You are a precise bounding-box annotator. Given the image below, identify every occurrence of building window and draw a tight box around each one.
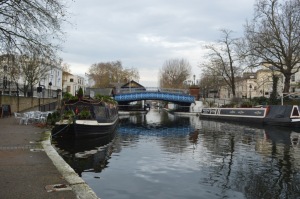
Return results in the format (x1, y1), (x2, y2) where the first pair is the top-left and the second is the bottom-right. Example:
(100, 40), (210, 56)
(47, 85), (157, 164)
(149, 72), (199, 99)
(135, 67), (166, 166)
(70, 78), (74, 82)
(67, 86), (71, 92)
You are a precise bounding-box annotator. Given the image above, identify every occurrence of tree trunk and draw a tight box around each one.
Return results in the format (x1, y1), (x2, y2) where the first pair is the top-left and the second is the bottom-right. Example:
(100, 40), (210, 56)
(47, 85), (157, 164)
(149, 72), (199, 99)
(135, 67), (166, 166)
(283, 74), (291, 93)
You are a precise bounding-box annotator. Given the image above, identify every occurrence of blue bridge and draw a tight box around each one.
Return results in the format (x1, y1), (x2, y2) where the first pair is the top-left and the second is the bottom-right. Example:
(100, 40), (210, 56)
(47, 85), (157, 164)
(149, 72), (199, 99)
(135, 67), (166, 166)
(114, 87), (195, 106)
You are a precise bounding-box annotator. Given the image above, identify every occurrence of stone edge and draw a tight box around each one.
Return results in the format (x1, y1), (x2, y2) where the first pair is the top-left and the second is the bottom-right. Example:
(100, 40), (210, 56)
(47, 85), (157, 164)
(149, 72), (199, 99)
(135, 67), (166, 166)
(41, 131), (100, 199)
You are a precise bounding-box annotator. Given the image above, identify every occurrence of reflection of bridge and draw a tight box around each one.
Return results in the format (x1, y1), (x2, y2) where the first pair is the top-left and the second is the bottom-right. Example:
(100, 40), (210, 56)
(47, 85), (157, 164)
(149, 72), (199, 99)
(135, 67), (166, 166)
(114, 87), (195, 105)
(118, 125), (195, 136)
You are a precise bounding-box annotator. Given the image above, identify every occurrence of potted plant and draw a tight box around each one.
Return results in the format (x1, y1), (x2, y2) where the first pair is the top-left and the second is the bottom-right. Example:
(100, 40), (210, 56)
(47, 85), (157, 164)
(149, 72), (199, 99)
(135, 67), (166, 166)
(78, 109), (91, 119)
(62, 110), (75, 120)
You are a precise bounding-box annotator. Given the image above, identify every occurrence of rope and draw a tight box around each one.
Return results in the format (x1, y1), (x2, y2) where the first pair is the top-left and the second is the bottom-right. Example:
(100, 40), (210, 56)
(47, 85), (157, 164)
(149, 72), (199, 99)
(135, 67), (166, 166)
(51, 123), (71, 137)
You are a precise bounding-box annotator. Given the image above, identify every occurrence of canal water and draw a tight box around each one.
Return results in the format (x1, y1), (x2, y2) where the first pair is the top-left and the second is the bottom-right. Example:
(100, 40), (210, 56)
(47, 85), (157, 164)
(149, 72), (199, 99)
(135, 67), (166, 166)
(53, 109), (300, 199)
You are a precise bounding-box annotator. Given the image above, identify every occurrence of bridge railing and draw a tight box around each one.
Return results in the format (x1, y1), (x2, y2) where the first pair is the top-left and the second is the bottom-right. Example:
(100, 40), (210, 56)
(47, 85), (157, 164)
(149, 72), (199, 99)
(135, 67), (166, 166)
(117, 87), (188, 94)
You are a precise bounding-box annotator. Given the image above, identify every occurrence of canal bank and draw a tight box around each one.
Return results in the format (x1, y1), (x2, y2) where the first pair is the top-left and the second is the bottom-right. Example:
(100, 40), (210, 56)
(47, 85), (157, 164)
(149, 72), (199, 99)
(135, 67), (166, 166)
(0, 115), (99, 199)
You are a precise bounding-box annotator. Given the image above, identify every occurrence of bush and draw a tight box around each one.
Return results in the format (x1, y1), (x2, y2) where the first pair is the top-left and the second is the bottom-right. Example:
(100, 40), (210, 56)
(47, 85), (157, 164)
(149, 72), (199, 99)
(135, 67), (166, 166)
(77, 87), (83, 99)
(252, 96), (268, 105)
(240, 101), (252, 107)
(78, 109), (91, 119)
(47, 111), (61, 126)
(63, 92), (73, 101)
(62, 110), (74, 120)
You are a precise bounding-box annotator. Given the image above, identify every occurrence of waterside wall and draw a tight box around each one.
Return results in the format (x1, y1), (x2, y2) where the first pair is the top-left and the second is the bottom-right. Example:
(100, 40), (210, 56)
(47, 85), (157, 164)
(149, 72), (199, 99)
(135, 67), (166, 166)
(1, 95), (57, 113)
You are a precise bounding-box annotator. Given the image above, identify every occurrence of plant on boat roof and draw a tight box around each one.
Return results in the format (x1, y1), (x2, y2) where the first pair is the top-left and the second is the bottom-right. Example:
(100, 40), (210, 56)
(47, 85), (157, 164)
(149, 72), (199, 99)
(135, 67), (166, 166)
(95, 94), (117, 105)
(63, 92), (73, 101)
(62, 109), (75, 120)
(78, 109), (91, 119)
(63, 92), (79, 102)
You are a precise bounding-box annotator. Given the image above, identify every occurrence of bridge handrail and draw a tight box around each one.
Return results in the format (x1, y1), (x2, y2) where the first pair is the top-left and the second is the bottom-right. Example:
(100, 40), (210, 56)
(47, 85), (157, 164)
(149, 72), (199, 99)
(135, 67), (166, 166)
(117, 87), (188, 94)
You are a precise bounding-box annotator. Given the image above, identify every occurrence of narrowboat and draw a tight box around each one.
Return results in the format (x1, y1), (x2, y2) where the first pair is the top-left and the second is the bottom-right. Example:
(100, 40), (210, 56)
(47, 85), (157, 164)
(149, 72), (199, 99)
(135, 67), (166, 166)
(200, 105), (300, 127)
(53, 97), (118, 138)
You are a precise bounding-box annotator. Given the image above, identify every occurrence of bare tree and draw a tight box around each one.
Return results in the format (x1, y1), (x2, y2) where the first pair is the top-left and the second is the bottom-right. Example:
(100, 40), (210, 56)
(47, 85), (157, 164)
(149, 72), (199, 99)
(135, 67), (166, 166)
(0, 0), (67, 56)
(199, 69), (223, 98)
(61, 62), (71, 73)
(88, 61), (140, 88)
(18, 52), (54, 96)
(200, 29), (243, 98)
(0, 53), (19, 93)
(244, 0), (300, 93)
(159, 58), (191, 89)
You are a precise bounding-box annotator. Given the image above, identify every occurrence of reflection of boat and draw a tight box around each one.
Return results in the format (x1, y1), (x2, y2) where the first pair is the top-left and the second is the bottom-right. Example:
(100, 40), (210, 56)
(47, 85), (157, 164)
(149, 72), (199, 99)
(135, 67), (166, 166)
(200, 105), (300, 127)
(291, 132), (300, 147)
(54, 130), (116, 153)
(52, 97), (118, 138)
(53, 131), (116, 176)
(263, 126), (296, 144)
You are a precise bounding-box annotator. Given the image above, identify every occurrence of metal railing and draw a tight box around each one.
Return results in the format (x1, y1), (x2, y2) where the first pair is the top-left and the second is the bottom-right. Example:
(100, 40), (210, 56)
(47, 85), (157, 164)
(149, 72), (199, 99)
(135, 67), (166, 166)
(39, 102), (57, 112)
(117, 87), (188, 94)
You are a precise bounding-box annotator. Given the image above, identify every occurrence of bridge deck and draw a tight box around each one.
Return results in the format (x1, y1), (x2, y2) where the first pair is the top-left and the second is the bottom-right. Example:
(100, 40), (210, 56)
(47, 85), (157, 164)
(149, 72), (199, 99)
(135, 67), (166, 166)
(114, 91), (195, 104)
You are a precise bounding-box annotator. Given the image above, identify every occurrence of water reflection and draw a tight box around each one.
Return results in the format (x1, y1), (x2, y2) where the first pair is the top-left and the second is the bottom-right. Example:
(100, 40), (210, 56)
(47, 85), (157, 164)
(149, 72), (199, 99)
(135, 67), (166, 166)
(54, 109), (300, 199)
(191, 119), (300, 199)
(53, 132), (116, 176)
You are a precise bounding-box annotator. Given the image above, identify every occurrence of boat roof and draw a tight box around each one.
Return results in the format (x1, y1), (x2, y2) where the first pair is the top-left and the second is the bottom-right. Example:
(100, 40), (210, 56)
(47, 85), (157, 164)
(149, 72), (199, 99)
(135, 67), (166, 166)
(64, 98), (108, 106)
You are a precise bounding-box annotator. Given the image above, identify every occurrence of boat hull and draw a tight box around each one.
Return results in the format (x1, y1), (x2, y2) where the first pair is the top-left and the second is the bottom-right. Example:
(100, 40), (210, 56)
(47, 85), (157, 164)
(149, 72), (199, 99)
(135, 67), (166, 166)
(73, 117), (119, 138)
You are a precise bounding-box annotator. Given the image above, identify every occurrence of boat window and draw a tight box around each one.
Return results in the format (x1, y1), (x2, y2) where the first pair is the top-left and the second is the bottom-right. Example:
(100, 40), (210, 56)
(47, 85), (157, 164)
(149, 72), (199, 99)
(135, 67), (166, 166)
(94, 106), (106, 118)
(292, 107), (300, 116)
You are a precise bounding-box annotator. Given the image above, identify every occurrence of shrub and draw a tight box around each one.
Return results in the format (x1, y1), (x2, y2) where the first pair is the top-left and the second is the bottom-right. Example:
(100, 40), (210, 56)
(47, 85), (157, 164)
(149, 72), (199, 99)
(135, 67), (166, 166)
(78, 109), (91, 119)
(47, 111), (61, 126)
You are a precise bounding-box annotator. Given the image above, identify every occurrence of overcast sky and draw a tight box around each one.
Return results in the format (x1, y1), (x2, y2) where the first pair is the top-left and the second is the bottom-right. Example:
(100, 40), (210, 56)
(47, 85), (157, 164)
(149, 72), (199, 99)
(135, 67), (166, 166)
(60, 0), (256, 87)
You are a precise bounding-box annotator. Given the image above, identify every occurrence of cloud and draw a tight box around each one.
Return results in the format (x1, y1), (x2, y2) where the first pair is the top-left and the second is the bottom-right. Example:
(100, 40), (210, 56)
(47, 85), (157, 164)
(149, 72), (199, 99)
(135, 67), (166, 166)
(60, 0), (256, 87)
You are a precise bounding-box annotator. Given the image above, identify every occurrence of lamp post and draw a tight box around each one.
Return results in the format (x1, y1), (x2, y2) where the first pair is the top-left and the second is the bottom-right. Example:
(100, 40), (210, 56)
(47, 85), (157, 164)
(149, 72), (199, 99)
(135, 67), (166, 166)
(193, 75), (196, 85)
(56, 89), (62, 109)
(249, 84), (252, 100)
(3, 65), (9, 95)
(48, 82), (52, 98)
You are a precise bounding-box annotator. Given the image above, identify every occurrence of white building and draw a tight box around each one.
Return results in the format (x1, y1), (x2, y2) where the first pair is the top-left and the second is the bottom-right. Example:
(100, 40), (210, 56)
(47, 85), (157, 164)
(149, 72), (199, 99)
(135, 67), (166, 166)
(219, 67), (283, 99)
(62, 71), (85, 96)
(0, 57), (62, 98)
(38, 66), (63, 98)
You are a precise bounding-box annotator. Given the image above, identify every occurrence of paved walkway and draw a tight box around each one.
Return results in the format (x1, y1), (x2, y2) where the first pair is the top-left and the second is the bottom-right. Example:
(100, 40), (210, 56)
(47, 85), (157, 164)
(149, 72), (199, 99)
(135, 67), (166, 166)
(0, 114), (99, 199)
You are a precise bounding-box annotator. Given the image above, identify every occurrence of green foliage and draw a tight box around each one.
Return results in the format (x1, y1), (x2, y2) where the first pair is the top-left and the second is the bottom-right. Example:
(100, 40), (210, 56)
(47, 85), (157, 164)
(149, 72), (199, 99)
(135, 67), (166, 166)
(47, 111), (61, 126)
(251, 96), (268, 105)
(63, 92), (79, 102)
(240, 101), (253, 107)
(221, 103), (236, 108)
(78, 109), (91, 119)
(70, 96), (78, 100)
(63, 92), (73, 101)
(62, 110), (74, 120)
(95, 94), (117, 104)
(77, 87), (83, 98)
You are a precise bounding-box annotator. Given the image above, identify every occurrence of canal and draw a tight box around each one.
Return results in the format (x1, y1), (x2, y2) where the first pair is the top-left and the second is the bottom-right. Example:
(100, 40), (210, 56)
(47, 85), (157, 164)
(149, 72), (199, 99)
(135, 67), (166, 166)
(53, 109), (300, 199)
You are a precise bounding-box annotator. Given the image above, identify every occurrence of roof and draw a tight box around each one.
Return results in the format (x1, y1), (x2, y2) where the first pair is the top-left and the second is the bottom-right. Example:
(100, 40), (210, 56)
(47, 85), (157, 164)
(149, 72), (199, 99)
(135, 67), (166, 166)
(85, 87), (114, 97)
(121, 80), (145, 89)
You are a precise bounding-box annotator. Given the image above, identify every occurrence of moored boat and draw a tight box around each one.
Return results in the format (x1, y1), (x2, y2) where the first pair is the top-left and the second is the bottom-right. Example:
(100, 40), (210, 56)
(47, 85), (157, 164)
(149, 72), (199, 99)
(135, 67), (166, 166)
(200, 105), (300, 127)
(53, 97), (118, 138)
